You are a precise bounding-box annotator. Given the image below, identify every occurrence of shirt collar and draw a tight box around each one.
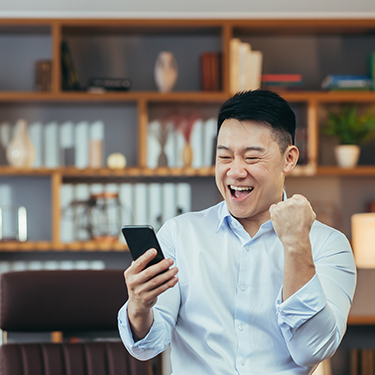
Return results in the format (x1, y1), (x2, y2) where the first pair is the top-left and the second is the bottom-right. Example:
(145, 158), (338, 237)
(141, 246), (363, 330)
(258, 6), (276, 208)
(216, 189), (288, 232)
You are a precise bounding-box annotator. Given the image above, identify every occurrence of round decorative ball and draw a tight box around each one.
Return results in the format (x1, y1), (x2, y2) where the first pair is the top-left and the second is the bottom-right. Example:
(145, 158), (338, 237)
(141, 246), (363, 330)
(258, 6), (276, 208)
(107, 153), (126, 169)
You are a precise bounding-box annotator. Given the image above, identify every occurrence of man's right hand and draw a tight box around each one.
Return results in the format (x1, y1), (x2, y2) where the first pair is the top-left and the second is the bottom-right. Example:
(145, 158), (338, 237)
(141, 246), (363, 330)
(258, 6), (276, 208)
(124, 248), (179, 341)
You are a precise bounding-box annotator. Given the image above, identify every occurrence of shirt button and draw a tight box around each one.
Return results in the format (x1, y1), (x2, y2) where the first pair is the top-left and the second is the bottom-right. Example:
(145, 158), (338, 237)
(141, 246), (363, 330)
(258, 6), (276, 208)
(245, 245), (251, 252)
(238, 324), (244, 331)
(240, 285), (247, 291)
(241, 359), (246, 366)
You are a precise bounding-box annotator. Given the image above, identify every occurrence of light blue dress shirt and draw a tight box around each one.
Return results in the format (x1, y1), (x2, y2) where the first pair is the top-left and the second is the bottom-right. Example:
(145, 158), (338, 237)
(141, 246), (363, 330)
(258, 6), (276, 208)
(118, 200), (356, 375)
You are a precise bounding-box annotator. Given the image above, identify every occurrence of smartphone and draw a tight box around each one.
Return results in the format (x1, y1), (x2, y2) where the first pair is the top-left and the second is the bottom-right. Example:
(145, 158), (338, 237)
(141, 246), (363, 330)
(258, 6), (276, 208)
(121, 225), (165, 269)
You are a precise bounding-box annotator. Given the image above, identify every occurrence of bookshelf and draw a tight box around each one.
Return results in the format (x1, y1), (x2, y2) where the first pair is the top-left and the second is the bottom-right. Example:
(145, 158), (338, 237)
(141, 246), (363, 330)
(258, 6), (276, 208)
(1, 18), (375, 253)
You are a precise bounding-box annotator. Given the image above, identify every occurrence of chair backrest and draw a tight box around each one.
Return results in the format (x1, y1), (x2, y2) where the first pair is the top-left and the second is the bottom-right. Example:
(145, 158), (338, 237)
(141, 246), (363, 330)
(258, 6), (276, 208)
(0, 270), (153, 375)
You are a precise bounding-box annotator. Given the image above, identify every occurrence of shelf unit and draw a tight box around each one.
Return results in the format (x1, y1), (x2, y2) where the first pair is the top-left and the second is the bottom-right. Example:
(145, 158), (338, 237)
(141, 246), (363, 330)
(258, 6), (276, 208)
(1, 18), (375, 252)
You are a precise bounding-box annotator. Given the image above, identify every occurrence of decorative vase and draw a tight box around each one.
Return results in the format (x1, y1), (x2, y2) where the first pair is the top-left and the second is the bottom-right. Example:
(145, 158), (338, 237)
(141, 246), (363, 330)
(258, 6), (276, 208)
(182, 142), (193, 167)
(6, 119), (36, 168)
(154, 51), (178, 93)
(334, 144), (360, 168)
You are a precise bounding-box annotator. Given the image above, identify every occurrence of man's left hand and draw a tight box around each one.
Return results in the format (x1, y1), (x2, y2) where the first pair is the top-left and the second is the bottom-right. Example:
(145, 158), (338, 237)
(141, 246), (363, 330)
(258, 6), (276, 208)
(269, 194), (316, 249)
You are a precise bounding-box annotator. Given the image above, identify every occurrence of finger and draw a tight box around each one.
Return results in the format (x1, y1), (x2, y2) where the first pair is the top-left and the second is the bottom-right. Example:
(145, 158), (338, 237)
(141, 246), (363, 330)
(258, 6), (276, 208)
(132, 248), (158, 273)
(142, 274), (179, 302)
(137, 266), (178, 297)
(139, 258), (175, 284)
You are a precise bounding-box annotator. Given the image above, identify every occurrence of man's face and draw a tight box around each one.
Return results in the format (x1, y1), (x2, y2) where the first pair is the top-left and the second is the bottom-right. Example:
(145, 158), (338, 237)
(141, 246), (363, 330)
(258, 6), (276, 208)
(215, 119), (295, 231)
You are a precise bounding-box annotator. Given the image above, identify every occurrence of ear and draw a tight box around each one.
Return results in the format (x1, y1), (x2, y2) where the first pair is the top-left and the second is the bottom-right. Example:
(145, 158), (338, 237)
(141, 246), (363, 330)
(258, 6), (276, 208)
(282, 145), (299, 173)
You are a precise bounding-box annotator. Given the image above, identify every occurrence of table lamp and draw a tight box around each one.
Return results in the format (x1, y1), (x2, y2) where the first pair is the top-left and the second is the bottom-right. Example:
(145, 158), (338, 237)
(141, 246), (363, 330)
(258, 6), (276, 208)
(351, 213), (375, 268)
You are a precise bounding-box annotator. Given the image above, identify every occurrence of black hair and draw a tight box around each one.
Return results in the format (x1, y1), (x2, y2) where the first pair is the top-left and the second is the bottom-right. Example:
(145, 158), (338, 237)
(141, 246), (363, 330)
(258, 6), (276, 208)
(217, 90), (296, 152)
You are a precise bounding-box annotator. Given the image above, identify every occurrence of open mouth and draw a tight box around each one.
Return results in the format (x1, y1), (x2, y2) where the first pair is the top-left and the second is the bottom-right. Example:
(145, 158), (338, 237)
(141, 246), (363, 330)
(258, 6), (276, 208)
(229, 185), (254, 199)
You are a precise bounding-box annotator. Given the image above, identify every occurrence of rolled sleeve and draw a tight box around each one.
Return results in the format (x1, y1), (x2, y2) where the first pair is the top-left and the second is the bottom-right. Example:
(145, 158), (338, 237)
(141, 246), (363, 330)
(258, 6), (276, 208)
(275, 274), (326, 340)
(117, 302), (169, 360)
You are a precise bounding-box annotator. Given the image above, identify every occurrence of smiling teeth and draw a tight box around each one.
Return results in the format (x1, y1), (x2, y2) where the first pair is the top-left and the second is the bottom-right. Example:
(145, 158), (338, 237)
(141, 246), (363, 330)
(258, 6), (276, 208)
(230, 185), (253, 191)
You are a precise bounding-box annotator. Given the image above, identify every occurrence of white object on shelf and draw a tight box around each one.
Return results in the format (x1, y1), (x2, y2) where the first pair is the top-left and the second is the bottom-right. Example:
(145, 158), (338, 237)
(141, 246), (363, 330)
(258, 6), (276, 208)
(43, 261), (59, 270)
(89, 260), (105, 270)
(133, 183), (148, 225)
(147, 120), (161, 169)
(44, 121), (59, 168)
(162, 183), (176, 223)
(29, 121), (43, 167)
(119, 183), (134, 229)
(75, 121), (89, 169)
(148, 183), (162, 231)
(154, 51), (178, 93)
(203, 118), (217, 167)
(58, 260), (75, 270)
(190, 118), (204, 169)
(176, 183), (191, 215)
(60, 121), (75, 166)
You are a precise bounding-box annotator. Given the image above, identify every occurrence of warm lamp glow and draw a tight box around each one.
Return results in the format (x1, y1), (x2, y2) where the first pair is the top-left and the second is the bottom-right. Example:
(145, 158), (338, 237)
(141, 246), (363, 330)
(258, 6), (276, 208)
(351, 213), (375, 268)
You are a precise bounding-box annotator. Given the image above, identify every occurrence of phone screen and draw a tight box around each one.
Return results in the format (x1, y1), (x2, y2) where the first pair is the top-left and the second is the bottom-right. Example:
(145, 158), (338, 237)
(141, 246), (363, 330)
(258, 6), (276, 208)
(122, 225), (165, 268)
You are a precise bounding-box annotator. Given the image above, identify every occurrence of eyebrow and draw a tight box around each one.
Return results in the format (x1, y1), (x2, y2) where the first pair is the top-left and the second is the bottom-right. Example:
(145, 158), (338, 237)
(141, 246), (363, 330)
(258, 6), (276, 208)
(217, 145), (265, 152)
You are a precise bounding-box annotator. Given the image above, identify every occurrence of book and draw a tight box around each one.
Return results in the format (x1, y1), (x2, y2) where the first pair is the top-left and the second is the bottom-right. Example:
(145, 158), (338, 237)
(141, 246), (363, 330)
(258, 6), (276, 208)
(61, 40), (80, 91)
(44, 122), (59, 168)
(119, 183), (134, 238)
(133, 183), (148, 225)
(203, 118), (217, 167)
(60, 121), (75, 166)
(29, 121), (43, 167)
(321, 75), (372, 90)
(262, 74), (303, 82)
(148, 183), (163, 231)
(87, 77), (131, 91)
(190, 119), (204, 168)
(89, 121), (105, 168)
(247, 50), (263, 90)
(176, 183), (191, 215)
(162, 183), (176, 222)
(75, 121), (89, 169)
(230, 38), (241, 94)
(200, 52), (221, 91)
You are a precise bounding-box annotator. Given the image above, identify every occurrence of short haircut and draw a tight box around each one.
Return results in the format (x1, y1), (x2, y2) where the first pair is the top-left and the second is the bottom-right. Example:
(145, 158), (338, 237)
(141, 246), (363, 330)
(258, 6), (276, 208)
(217, 90), (296, 152)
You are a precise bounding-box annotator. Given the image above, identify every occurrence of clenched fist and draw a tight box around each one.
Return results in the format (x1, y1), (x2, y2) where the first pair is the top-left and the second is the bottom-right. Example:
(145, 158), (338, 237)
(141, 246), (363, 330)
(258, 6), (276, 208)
(269, 194), (316, 248)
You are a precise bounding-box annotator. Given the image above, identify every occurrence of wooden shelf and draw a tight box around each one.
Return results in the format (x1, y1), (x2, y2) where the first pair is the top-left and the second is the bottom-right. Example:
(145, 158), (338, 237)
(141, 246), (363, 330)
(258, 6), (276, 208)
(348, 316), (375, 325)
(317, 166), (375, 176)
(0, 91), (228, 103)
(0, 166), (216, 178)
(2, 90), (375, 103)
(0, 240), (128, 252)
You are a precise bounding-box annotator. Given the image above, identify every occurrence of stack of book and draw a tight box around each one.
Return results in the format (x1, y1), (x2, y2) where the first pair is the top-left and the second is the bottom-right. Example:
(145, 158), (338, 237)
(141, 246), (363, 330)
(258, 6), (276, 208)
(261, 74), (304, 91)
(321, 75), (372, 90)
(230, 38), (263, 94)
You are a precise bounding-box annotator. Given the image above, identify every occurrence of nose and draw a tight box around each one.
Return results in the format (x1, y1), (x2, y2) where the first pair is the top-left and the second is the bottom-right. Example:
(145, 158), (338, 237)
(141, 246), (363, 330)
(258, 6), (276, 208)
(227, 158), (248, 179)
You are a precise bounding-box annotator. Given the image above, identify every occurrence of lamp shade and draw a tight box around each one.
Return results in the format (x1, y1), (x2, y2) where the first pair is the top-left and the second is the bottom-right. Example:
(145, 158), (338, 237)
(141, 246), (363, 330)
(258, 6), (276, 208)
(351, 213), (375, 268)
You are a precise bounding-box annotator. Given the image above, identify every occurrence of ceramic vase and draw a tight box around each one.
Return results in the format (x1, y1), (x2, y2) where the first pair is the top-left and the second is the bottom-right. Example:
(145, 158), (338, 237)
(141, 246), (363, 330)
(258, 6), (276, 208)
(334, 144), (360, 168)
(6, 119), (36, 167)
(154, 51), (178, 93)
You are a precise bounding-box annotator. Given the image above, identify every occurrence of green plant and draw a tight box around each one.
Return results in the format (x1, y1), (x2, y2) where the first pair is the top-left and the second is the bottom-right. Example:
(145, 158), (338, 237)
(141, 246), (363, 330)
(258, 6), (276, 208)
(323, 105), (375, 145)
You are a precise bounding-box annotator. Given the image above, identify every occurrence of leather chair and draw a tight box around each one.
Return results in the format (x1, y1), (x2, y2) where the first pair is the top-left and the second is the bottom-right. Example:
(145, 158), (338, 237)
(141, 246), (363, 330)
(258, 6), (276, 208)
(0, 270), (153, 375)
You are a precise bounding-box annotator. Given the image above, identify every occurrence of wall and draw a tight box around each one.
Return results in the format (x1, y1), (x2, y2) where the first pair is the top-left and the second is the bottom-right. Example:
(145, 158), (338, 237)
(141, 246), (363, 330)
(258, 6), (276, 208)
(1, 0), (375, 18)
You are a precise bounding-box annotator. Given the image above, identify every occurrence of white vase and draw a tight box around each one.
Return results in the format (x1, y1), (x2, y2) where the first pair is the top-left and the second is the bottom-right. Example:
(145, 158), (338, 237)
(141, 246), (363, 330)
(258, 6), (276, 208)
(154, 51), (178, 93)
(6, 119), (36, 168)
(334, 144), (360, 168)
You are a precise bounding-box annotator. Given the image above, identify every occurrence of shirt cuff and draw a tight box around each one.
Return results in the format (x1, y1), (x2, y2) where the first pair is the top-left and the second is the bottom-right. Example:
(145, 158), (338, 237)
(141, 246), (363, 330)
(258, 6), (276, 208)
(117, 301), (168, 357)
(275, 274), (326, 341)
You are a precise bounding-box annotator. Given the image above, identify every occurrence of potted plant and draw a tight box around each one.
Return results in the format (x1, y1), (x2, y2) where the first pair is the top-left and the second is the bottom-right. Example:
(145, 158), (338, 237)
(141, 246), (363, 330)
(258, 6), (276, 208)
(323, 105), (375, 168)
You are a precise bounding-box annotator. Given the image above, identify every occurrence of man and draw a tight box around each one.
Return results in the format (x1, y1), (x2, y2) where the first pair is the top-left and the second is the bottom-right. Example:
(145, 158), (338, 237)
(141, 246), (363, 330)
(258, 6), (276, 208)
(118, 90), (357, 374)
